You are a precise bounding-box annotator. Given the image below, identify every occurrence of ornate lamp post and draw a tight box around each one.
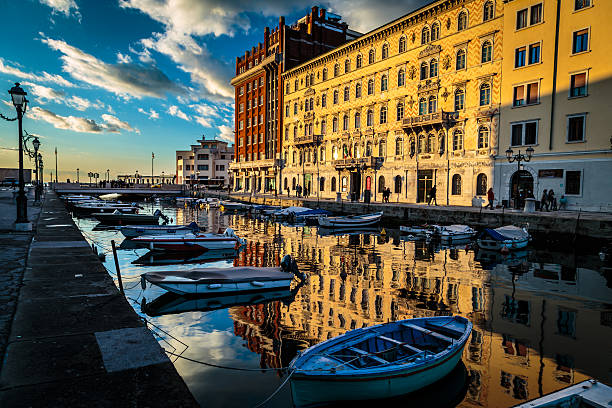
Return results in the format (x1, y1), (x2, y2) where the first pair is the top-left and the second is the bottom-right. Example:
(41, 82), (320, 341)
(39, 155), (44, 191)
(505, 146), (534, 208)
(32, 137), (40, 203)
(77, 168), (79, 183)
(7, 83), (29, 224)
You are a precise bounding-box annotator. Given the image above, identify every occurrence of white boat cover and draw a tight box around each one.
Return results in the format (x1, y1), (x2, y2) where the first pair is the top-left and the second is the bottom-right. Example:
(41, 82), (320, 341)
(494, 225), (530, 240)
(144, 267), (289, 284)
(274, 206), (312, 216)
(440, 225), (475, 234)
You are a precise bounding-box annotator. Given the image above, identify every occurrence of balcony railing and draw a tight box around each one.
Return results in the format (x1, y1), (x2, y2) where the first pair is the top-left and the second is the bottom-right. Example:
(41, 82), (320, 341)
(332, 156), (380, 169)
(229, 158), (275, 171)
(402, 111), (458, 128)
(294, 134), (321, 146)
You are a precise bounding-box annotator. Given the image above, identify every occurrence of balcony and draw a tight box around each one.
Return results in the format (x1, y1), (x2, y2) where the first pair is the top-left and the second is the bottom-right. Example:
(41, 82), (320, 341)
(229, 158), (275, 171)
(294, 134), (322, 146)
(402, 111), (458, 130)
(332, 156), (381, 170)
(230, 53), (281, 86)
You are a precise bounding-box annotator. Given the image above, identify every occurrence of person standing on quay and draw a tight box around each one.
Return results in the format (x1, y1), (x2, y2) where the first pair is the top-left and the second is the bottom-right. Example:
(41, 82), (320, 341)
(487, 188), (495, 209)
(428, 185), (437, 205)
(540, 189), (548, 211)
(548, 189), (557, 211)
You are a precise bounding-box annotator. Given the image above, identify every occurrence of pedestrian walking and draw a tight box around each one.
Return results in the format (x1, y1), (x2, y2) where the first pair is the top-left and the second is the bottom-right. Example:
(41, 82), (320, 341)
(427, 185), (437, 205)
(540, 189), (548, 211)
(548, 189), (557, 211)
(487, 188), (495, 209)
(386, 187), (391, 203)
(559, 195), (568, 210)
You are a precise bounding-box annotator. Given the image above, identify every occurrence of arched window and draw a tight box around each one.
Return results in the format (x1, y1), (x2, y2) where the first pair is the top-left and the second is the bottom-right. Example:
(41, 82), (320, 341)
(310, 98), (314, 111)
(431, 22), (440, 41)
(310, 73), (314, 85)
(453, 129), (464, 151)
(379, 106), (387, 124)
(480, 83), (491, 106)
(399, 36), (406, 53)
(458, 11), (468, 31)
(354, 112), (361, 128)
(293, 126), (297, 138)
(341, 176), (348, 192)
(419, 97), (427, 115)
(367, 109), (373, 126)
(284, 177), (288, 190)
(365, 141), (372, 156)
(285, 82), (289, 94)
(394, 175), (402, 193)
(396, 102), (404, 121)
(332, 117), (338, 132)
(409, 137), (416, 156)
(438, 132), (445, 154)
(381, 43), (389, 59)
(452, 174), (462, 195)
(379, 139), (386, 156)
(322, 93), (327, 107)
(454, 89), (465, 111)
(478, 126), (490, 148)
(304, 99), (309, 112)
(293, 102), (297, 115)
(332, 145), (338, 160)
(305, 75), (310, 87)
(395, 137), (403, 155)
(343, 86), (349, 102)
(481, 41), (492, 63)
(322, 68), (328, 80)
(355, 82), (362, 98)
(353, 144), (360, 158)
(456, 49), (466, 70)
(292, 177), (296, 190)
(428, 95), (437, 113)
(476, 174), (487, 195)
(343, 115), (349, 131)
(368, 49), (375, 64)
(333, 90), (339, 104)
(292, 150), (297, 164)
(321, 120), (326, 135)
(285, 127), (289, 140)
(427, 133), (435, 153)
(331, 176), (337, 191)
(319, 176), (325, 192)
(483, 1), (494, 21)
(367, 79), (374, 95)
(356, 54), (363, 68)
(380, 75), (388, 91)
(429, 58), (438, 77)
(334, 63), (339, 77)
(420, 62), (428, 80)
(397, 69), (405, 86)
(421, 26), (430, 44)
(345, 59), (350, 73)
(418, 134), (426, 154)
(294, 79), (298, 91)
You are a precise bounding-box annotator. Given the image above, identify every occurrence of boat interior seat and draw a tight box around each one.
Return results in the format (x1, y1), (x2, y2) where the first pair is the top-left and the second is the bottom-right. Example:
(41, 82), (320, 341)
(424, 320), (464, 340)
(377, 335), (422, 355)
(401, 323), (453, 343)
(347, 347), (388, 365)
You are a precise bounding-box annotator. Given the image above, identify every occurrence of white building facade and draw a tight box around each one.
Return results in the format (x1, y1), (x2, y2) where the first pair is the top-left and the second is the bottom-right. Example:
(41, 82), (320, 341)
(176, 138), (234, 188)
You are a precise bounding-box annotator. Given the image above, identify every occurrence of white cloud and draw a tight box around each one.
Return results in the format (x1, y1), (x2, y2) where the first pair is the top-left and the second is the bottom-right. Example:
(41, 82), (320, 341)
(138, 107), (159, 119)
(101, 114), (139, 133)
(39, 0), (81, 20)
(30, 106), (138, 134)
(217, 124), (233, 144)
(22, 81), (105, 112)
(117, 53), (132, 64)
(168, 105), (190, 121)
(0, 58), (74, 88)
(41, 36), (184, 99)
(326, 0), (429, 33)
(191, 103), (220, 128)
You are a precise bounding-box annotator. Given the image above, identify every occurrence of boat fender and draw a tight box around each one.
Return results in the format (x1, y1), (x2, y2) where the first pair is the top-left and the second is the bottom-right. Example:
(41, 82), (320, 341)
(208, 284), (222, 289)
(251, 281), (265, 287)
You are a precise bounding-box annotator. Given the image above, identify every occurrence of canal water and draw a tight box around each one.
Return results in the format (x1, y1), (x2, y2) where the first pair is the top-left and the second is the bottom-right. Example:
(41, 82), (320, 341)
(73, 202), (612, 408)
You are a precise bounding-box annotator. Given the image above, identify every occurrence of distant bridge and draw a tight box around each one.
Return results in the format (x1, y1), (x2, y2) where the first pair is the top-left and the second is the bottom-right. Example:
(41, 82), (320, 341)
(53, 183), (186, 196)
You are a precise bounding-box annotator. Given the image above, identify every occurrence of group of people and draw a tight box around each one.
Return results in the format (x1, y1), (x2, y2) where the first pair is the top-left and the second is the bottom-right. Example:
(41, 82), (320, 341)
(293, 184), (310, 198)
(382, 187), (392, 203)
(539, 189), (567, 211)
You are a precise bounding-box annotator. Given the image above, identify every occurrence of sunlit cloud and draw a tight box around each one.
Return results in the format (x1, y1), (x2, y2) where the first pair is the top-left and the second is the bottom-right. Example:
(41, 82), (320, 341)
(39, 0), (81, 20)
(0, 58), (75, 88)
(30, 106), (138, 134)
(217, 124), (233, 144)
(138, 107), (159, 119)
(168, 105), (190, 121)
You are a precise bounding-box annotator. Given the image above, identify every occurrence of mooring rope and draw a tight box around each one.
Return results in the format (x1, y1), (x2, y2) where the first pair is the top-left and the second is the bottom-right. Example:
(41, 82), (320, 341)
(163, 349), (290, 372)
(252, 369), (296, 408)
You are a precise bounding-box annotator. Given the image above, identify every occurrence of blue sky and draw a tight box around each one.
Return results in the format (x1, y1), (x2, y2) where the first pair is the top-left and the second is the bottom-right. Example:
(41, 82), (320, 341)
(0, 0), (425, 181)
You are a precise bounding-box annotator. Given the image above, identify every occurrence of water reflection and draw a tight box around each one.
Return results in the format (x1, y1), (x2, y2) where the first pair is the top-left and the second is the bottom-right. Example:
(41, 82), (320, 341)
(73, 204), (612, 407)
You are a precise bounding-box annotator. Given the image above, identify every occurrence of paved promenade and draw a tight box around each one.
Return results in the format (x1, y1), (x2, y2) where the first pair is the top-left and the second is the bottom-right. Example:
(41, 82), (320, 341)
(0, 190), (197, 407)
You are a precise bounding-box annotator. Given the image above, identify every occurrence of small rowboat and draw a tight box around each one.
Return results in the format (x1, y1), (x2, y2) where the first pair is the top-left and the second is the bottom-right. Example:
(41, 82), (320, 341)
(132, 228), (246, 252)
(93, 211), (160, 225)
(220, 201), (250, 211)
(436, 225), (476, 242)
(318, 211), (383, 228)
(132, 248), (238, 266)
(513, 379), (612, 408)
(400, 225), (434, 237)
(289, 315), (472, 406)
(141, 255), (303, 295)
(477, 225), (530, 251)
(120, 222), (199, 238)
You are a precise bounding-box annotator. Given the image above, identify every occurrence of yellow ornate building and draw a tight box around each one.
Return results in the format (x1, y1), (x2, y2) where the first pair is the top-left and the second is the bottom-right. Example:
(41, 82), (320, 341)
(282, 0), (503, 205)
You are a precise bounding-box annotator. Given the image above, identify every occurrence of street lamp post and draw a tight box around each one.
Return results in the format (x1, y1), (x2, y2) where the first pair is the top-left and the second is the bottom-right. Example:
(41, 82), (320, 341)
(505, 146), (534, 209)
(32, 137), (40, 203)
(77, 168), (79, 183)
(39, 156), (44, 192)
(106, 169), (110, 182)
(7, 83), (29, 224)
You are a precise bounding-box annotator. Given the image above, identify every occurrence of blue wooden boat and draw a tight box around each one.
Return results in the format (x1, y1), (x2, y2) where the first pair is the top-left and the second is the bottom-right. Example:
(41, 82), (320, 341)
(289, 315), (472, 406)
(512, 379), (612, 407)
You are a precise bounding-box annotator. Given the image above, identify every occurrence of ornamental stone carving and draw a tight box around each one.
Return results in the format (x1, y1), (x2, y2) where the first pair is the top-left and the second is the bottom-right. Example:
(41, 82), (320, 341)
(419, 44), (441, 59)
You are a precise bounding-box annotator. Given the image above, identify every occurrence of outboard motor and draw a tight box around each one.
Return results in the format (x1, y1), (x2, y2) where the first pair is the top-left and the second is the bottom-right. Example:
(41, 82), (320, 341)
(280, 255), (306, 282)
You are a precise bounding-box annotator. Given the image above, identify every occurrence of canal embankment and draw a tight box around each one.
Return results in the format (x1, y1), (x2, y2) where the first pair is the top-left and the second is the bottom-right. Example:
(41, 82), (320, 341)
(0, 191), (197, 407)
(229, 193), (612, 241)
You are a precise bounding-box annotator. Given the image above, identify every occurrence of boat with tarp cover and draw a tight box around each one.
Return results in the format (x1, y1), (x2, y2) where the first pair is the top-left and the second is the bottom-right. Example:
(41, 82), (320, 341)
(289, 315), (472, 406)
(132, 228), (245, 252)
(477, 225), (530, 251)
(318, 212), (383, 228)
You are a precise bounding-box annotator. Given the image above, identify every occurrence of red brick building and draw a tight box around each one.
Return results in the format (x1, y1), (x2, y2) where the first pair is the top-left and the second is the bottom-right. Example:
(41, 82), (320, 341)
(230, 7), (360, 193)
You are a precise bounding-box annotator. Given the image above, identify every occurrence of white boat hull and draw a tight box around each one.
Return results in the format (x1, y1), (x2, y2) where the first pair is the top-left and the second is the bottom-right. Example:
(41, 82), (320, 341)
(120, 226), (194, 238)
(152, 277), (293, 296)
(318, 212), (382, 228)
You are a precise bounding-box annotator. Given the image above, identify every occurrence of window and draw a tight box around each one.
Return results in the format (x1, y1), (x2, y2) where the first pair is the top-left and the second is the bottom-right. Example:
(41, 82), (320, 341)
(395, 138), (403, 155)
(516, 8), (528, 29)
(421, 26), (430, 45)
(478, 126), (489, 148)
(456, 49), (466, 70)
(575, 0), (591, 10)
(573, 29), (589, 54)
(305, 75), (310, 87)
(476, 174), (487, 195)
(567, 114), (585, 142)
(345, 59), (350, 74)
(427, 133), (435, 153)
(379, 140), (386, 156)
(367, 79), (374, 95)
(293, 127), (297, 138)
(513, 82), (539, 106)
(322, 68), (328, 80)
(331, 177), (337, 191)
(294, 80), (298, 91)
(430, 59), (438, 77)
(356, 54), (362, 68)
(398, 69), (405, 86)
(570, 73), (587, 97)
(355, 83), (362, 98)
(452, 174), (462, 195)
(419, 97), (427, 115)
(292, 103), (297, 115)
(333, 90), (339, 104)
(515, 47), (526, 68)
(321, 120), (326, 135)
(334, 63), (339, 77)
(557, 309), (576, 337)
(382, 43), (389, 59)
(455, 89), (465, 110)
(458, 11), (468, 31)
(453, 129), (463, 150)
(365, 142), (372, 157)
(428, 95), (437, 113)
(418, 135), (426, 154)
(366, 110), (373, 127)
(396, 103), (404, 121)
(322, 94), (327, 107)
(239, 120), (244, 130)
(239, 103), (244, 113)
(565, 171), (581, 195)
(511, 121), (538, 146)
(530, 4), (542, 25)
(197, 165), (208, 170)
(481, 41), (492, 63)
(284, 127), (289, 139)
(332, 117), (338, 132)
(529, 43), (540, 64)
(381, 75), (388, 91)
(239, 86), (244, 95)
(341, 176), (348, 192)
(380, 107), (387, 124)
(480, 83), (491, 106)
(431, 22), (440, 41)
(343, 115), (349, 131)
(420, 62), (428, 80)
(369, 49), (375, 64)
(394, 175), (402, 193)
(483, 1), (494, 21)
(344, 87), (349, 102)
(354, 112), (361, 128)
(399, 36), (406, 53)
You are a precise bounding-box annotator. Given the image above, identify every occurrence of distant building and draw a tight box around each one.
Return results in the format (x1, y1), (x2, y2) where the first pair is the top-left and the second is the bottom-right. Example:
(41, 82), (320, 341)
(0, 168), (32, 185)
(116, 174), (175, 184)
(176, 138), (234, 188)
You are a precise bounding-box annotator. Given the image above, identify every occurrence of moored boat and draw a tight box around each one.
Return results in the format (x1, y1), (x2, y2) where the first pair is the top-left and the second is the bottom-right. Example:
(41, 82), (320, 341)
(436, 225), (477, 242)
(477, 225), (530, 251)
(318, 211), (383, 228)
(132, 228), (246, 252)
(289, 315), (472, 406)
(120, 222), (199, 238)
(220, 201), (251, 211)
(73, 202), (140, 214)
(400, 225), (434, 237)
(512, 379), (612, 408)
(93, 209), (162, 225)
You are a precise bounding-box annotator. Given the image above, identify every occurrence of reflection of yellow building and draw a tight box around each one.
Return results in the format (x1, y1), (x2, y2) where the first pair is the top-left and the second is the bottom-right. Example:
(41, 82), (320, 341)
(282, 0), (503, 205)
(496, 0), (612, 211)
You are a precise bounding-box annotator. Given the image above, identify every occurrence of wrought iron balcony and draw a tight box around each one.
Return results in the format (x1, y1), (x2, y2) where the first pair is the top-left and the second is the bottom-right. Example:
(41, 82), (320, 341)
(294, 134), (322, 146)
(332, 156), (381, 169)
(402, 111), (458, 129)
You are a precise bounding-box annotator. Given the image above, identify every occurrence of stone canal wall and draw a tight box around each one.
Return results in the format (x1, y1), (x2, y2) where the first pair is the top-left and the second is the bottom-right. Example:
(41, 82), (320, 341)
(229, 194), (612, 240)
(0, 191), (197, 407)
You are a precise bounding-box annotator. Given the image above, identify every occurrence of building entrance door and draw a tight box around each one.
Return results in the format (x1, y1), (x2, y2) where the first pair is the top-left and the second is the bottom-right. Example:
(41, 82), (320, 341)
(510, 170), (534, 209)
(350, 171), (362, 201)
(417, 170), (434, 203)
